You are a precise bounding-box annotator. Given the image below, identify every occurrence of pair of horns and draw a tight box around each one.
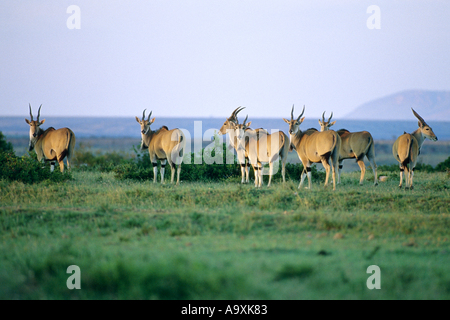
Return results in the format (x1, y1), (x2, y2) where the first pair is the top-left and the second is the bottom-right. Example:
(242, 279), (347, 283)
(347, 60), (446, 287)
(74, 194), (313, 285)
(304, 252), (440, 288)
(411, 108), (427, 126)
(240, 114), (248, 126)
(29, 104), (42, 122)
(291, 105), (305, 122)
(228, 106), (248, 125)
(322, 111), (333, 122)
(142, 109), (152, 121)
(230, 106), (245, 120)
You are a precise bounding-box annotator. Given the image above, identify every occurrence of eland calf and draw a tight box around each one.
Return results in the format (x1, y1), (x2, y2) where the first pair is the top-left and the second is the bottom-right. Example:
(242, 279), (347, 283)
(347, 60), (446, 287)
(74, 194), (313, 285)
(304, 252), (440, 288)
(392, 108), (437, 189)
(283, 106), (341, 190)
(136, 109), (186, 184)
(319, 111), (378, 185)
(25, 104), (76, 172)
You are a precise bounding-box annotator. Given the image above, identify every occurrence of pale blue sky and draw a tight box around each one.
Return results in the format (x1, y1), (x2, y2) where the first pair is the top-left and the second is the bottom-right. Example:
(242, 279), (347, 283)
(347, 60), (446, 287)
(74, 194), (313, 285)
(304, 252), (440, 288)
(1, 0), (449, 118)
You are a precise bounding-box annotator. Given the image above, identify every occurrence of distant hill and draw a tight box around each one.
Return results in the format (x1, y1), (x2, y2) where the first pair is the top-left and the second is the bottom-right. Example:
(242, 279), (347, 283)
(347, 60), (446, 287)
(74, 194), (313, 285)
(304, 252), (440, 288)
(344, 90), (450, 121)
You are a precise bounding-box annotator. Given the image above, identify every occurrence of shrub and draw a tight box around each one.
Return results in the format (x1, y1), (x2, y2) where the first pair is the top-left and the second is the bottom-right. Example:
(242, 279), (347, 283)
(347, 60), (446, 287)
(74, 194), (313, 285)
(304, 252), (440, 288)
(75, 143), (134, 172)
(379, 162), (435, 173)
(377, 164), (399, 172)
(114, 143), (326, 183)
(0, 151), (72, 184)
(114, 143), (241, 182)
(435, 156), (450, 172)
(0, 131), (13, 152)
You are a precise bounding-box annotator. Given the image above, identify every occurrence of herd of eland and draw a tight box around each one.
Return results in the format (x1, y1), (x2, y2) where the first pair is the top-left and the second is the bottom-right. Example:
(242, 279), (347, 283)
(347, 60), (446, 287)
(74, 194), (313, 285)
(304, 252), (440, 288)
(24, 104), (438, 189)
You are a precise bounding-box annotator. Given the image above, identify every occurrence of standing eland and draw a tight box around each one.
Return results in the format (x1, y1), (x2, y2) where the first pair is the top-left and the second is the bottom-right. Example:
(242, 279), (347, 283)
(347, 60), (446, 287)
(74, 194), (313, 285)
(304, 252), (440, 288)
(283, 105), (341, 190)
(234, 114), (289, 187)
(136, 109), (186, 184)
(25, 104), (76, 172)
(392, 108), (437, 189)
(218, 107), (268, 184)
(319, 111), (378, 186)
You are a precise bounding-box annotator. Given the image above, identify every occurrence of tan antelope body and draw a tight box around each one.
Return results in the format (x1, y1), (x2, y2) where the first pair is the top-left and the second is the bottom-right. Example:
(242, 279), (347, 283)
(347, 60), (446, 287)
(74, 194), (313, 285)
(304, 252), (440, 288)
(136, 109), (186, 184)
(219, 107), (268, 184)
(235, 116), (289, 187)
(392, 108), (437, 189)
(25, 104), (76, 172)
(319, 112), (378, 185)
(283, 106), (341, 190)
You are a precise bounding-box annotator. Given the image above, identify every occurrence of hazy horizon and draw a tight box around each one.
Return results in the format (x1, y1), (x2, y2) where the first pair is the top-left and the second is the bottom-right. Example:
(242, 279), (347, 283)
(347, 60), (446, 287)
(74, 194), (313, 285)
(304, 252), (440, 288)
(3, 116), (450, 141)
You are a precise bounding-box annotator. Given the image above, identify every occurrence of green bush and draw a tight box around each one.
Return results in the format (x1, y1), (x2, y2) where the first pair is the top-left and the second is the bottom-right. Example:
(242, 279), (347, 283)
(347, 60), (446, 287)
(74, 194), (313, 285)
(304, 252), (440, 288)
(75, 144), (133, 172)
(0, 151), (72, 184)
(0, 131), (13, 152)
(378, 164), (399, 172)
(435, 156), (450, 172)
(379, 162), (435, 173)
(378, 157), (450, 174)
(114, 143), (241, 182)
(114, 143), (326, 183)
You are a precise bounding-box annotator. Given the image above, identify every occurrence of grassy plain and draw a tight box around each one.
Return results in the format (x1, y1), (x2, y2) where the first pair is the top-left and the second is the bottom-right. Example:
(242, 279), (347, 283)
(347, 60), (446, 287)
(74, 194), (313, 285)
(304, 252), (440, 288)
(1, 167), (450, 300)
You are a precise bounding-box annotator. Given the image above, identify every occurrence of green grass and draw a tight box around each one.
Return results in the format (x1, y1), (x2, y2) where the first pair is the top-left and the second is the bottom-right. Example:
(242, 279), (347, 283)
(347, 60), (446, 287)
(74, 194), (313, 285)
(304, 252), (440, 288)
(1, 169), (450, 299)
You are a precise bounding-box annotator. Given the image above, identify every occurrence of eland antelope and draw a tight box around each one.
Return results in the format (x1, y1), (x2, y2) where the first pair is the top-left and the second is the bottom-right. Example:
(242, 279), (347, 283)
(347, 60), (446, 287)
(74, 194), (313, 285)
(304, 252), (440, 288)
(218, 107), (268, 184)
(392, 108), (438, 189)
(319, 111), (378, 185)
(234, 114), (289, 187)
(25, 104), (76, 172)
(136, 109), (186, 184)
(283, 105), (341, 190)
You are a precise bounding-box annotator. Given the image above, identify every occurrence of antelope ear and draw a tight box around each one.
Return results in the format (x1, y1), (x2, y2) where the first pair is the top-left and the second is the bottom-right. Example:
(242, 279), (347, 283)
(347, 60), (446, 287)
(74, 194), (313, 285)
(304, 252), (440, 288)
(39, 119), (45, 125)
(135, 116), (141, 123)
(282, 118), (290, 124)
(246, 121), (251, 127)
(298, 117), (305, 124)
(330, 121), (336, 126)
(25, 119), (31, 124)
(418, 120), (423, 128)
(150, 117), (155, 124)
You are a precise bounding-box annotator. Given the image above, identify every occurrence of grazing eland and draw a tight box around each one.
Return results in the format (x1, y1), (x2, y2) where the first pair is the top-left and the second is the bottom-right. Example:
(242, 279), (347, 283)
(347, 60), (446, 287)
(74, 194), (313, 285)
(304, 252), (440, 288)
(392, 108), (437, 189)
(25, 104), (75, 172)
(136, 109), (186, 184)
(234, 114), (289, 187)
(319, 111), (378, 186)
(283, 105), (341, 190)
(218, 107), (268, 184)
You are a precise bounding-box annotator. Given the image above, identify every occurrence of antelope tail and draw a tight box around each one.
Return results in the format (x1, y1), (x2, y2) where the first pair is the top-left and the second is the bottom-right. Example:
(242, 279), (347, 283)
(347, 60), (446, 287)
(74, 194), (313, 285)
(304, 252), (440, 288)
(269, 133), (286, 163)
(171, 132), (185, 163)
(331, 133), (341, 167)
(400, 136), (412, 167)
(356, 135), (373, 162)
(67, 129), (76, 160)
(178, 134), (184, 158)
